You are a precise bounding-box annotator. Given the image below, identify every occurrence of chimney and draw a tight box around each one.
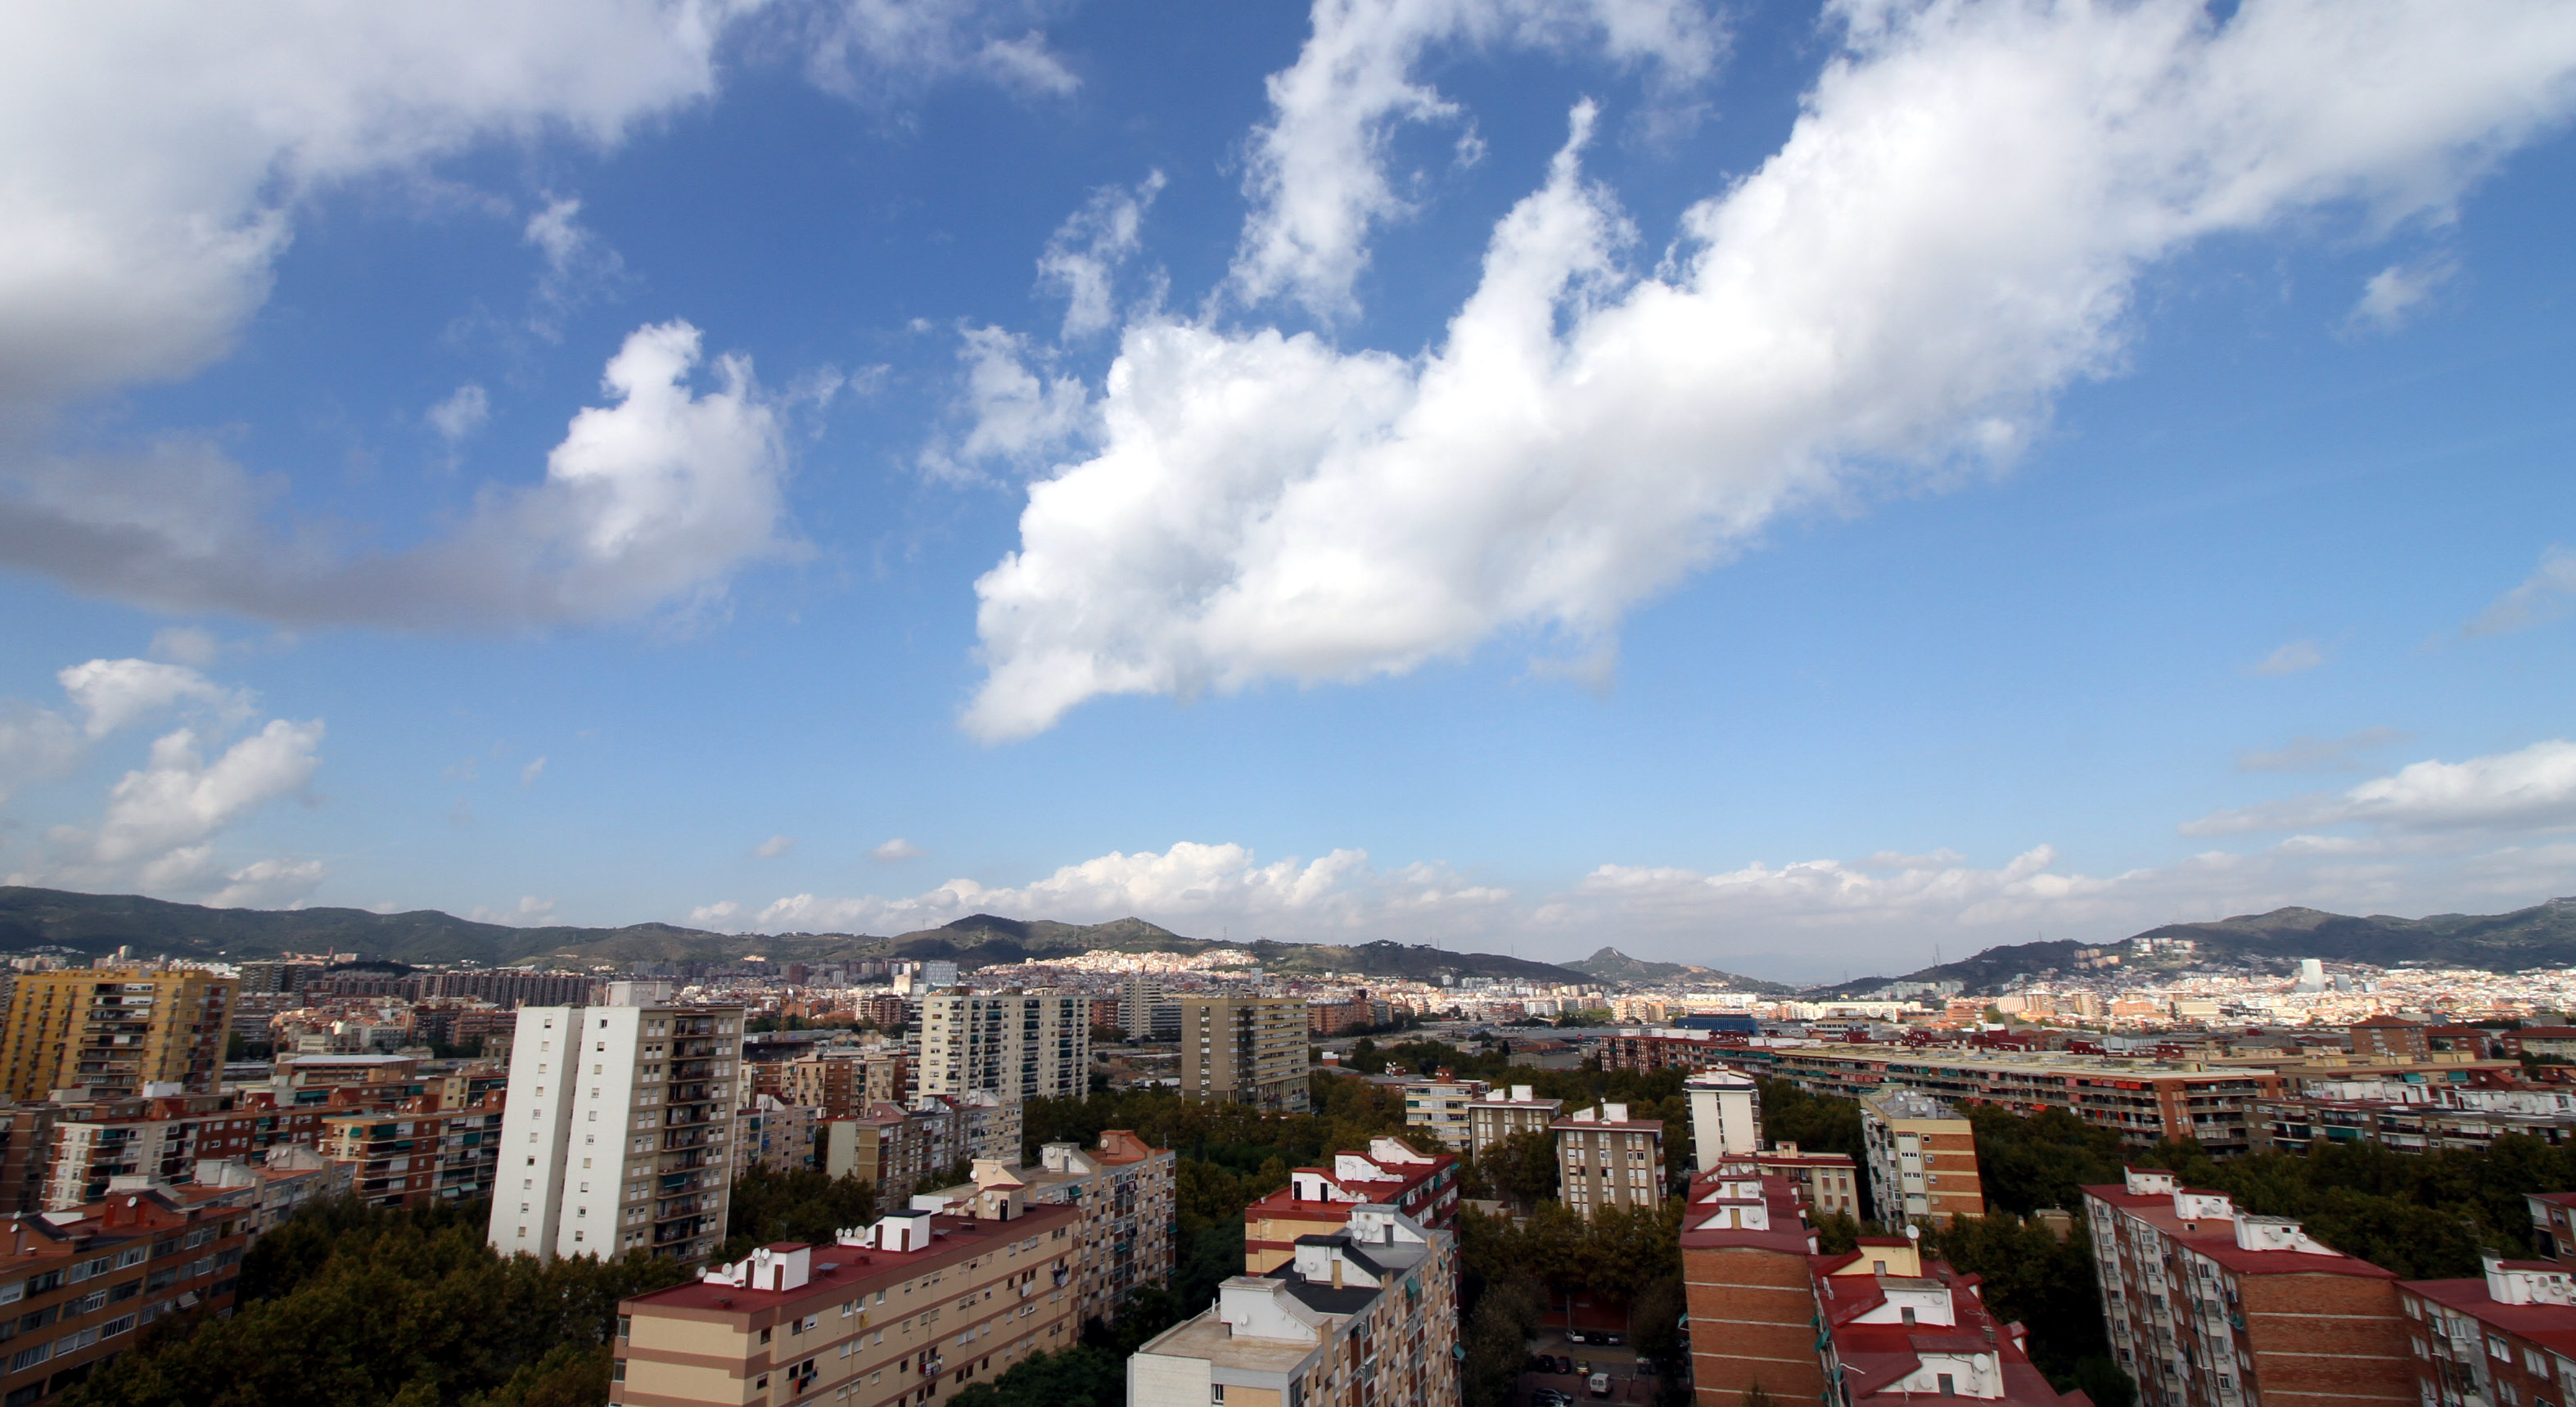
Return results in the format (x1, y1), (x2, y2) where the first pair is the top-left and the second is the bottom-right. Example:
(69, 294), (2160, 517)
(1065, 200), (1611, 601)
(1331, 1256), (1343, 1291)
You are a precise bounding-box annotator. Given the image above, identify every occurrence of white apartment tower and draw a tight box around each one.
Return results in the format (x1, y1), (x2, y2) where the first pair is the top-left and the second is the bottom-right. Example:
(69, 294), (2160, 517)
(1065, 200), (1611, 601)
(918, 990), (1091, 1103)
(1685, 1068), (1761, 1171)
(488, 1001), (744, 1265)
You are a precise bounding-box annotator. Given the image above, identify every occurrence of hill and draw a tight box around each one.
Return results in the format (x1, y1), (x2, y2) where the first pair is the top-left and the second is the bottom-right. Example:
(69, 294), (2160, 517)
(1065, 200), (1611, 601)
(0, 887), (1586, 982)
(1811, 896), (2576, 997)
(1567, 945), (1796, 994)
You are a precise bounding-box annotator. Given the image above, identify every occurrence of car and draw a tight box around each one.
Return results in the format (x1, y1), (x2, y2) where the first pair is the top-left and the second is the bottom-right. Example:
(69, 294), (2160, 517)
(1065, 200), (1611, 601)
(1574, 1362), (1592, 1378)
(1550, 1355), (1572, 1375)
(1595, 1333), (1626, 1347)
(1588, 1373), (1613, 1399)
(1534, 1390), (1574, 1406)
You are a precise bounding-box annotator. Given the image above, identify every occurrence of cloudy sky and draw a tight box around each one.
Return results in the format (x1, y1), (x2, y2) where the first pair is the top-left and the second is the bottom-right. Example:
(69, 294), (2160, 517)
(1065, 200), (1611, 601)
(2, 0), (2574, 980)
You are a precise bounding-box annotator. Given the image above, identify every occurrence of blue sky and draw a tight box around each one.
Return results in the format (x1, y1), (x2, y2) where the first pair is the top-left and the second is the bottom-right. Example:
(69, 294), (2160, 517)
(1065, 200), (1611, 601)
(2, 0), (2574, 980)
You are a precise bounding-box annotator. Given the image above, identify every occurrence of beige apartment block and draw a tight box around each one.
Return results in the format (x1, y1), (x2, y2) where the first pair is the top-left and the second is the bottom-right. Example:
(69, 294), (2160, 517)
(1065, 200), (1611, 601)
(1180, 998), (1311, 1114)
(0, 967), (236, 1101)
(918, 992), (1090, 1103)
(1551, 1103), (1665, 1218)
(916, 1131), (1179, 1329)
(1466, 1085), (1563, 1156)
(612, 1202), (1082, 1407)
(1861, 1088), (1985, 1225)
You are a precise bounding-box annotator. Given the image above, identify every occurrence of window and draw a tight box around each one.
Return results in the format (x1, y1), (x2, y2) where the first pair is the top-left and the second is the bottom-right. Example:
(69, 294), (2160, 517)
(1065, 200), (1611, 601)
(1937, 1374), (1955, 1396)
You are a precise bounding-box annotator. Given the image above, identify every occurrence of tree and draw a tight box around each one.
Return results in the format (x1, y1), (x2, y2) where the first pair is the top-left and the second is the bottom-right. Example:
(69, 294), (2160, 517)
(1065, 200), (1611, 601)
(1462, 1276), (1543, 1407)
(716, 1166), (881, 1263)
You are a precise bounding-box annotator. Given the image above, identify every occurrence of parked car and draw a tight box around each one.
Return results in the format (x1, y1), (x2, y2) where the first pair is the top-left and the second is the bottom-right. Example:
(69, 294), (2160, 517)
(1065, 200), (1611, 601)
(1534, 1390), (1573, 1407)
(1595, 1333), (1626, 1346)
(1589, 1373), (1613, 1399)
(1550, 1355), (1573, 1375)
(1574, 1362), (1592, 1378)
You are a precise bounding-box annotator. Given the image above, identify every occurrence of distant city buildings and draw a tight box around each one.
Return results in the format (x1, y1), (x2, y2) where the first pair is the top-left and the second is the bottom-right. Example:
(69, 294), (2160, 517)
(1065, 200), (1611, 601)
(1180, 997), (1310, 1113)
(917, 991), (1089, 1103)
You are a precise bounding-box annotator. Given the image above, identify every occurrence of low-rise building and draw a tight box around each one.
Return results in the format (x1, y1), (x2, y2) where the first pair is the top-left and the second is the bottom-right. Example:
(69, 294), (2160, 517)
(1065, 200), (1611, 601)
(1130, 1205), (1458, 1407)
(1464, 1085), (1562, 1156)
(0, 1182), (254, 1405)
(1551, 1103), (1665, 1219)
(2398, 1256), (2576, 1407)
(1761, 1046), (2285, 1155)
(316, 1092), (506, 1208)
(610, 1203), (1083, 1407)
(2082, 1167), (2412, 1407)
(1243, 1138), (1460, 1271)
(914, 1131), (1177, 1329)
(1861, 1089), (1983, 1226)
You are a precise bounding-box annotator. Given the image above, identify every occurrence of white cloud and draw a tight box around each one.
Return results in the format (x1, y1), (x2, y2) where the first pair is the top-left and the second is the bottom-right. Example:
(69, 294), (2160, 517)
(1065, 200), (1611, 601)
(147, 625), (223, 668)
(2250, 639), (2325, 676)
(870, 837), (923, 861)
(1229, 0), (1723, 318)
(521, 755), (548, 786)
(2348, 254), (2457, 333)
(1037, 173), (1166, 340)
(473, 895), (560, 925)
(802, 1), (1080, 101)
(1, 321), (790, 625)
(428, 384), (491, 444)
(689, 900), (742, 925)
(523, 196), (625, 336)
(205, 857), (326, 909)
(0, 703), (80, 806)
(2465, 544), (2576, 638)
(755, 833), (796, 858)
(2236, 725), (2410, 773)
(9, 719), (324, 898)
(2188, 739), (2576, 837)
(968, 0), (2576, 740)
(56, 657), (250, 738)
(923, 326), (1092, 482)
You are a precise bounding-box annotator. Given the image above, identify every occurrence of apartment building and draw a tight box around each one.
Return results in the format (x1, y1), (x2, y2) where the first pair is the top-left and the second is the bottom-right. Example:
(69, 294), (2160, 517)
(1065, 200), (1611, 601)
(1551, 1103), (1665, 1218)
(2398, 1256), (2576, 1407)
(1685, 1069), (1761, 1171)
(2256, 1085), (2576, 1155)
(1243, 1137), (1460, 1270)
(317, 1091), (506, 1208)
(1121, 976), (1178, 1041)
(1464, 1085), (1563, 1156)
(1602, 1028), (1744, 1075)
(0, 968), (236, 1102)
(918, 992), (1090, 1104)
(734, 1095), (823, 1176)
(1680, 1161), (2085, 1407)
(783, 1053), (868, 1119)
(2345, 1017), (2432, 1061)
(825, 1099), (963, 1198)
(917, 1131), (1178, 1328)
(1401, 1074), (1487, 1148)
(1130, 1205), (1459, 1407)
(488, 1002), (745, 1265)
(610, 1202), (1082, 1407)
(0, 1183), (252, 1405)
(1179, 997), (1310, 1113)
(1861, 1089), (1984, 1225)
(1751, 1144), (1861, 1221)
(2082, 1167), (2411, 1407)
(2530, 1193), (2576, 1262)
(1762, 1046), (2284, 1154)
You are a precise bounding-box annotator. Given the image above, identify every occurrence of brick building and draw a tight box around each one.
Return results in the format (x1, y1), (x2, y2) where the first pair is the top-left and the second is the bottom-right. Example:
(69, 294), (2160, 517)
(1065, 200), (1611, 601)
(2345, 1017), (2430, 1062)
(2082, 1167), (2411, 1406)
(824, 1099), (963, 1201)
(1601, 1029), (1743, 1075)
(2398, 1256), (2576, 1407)
(316, 1091), (506, 1208)
(611, 1202), (1082, 1407)
(0, 1183), (253, 1405)
(0, 968), (236, 1102)
(1861, 1089), (1984, 1225)
(1762, 1047), (2285, 1155)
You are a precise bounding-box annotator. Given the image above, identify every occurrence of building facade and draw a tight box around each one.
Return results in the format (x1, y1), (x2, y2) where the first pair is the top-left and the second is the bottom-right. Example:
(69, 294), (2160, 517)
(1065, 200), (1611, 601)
(611, 1203), (1082, 1407)
(1685, 1069), (1761, 1172)
(1763, 1046), (2285, 1155)
(1243, 1137), (1460, 1271)
(2398, 1256), (2576, 1407)
(317, 1091), (505, 1208)
(488, 1001), (745, 1265)
(1861, 1089), (1983, 1225)
(1130, 1205), (1459, 1407)
(1401, 1076), (1487, 1148)
(1551, 1104), (1664, 1219)
(1464, 1086), (1563, 1156)
(824, 1099), (961, 1199)
(2083, 1167), (2412, 1407)
(0, 969), (237, 1102)
(918, 993), (1090, 1104)
(918, 1131), (1179, 1329)
(0, 1183), (253, 1405)
(1180, 998), (1310, 1113)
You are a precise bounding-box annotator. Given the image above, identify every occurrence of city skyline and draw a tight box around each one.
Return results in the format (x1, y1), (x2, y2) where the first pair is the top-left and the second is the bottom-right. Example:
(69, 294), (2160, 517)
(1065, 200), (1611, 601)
(2, 2), (2574, 979)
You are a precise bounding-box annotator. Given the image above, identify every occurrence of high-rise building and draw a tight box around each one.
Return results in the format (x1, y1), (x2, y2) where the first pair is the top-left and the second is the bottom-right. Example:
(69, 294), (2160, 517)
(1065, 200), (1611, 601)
(1551, 1103), (1664, 1218)
(1861, 1089), (1983, 1225)
(487, 1001), (744, 1265)
(2085, 1167), (2411, 1407)
(918, 991), (1090, 1104)
(1685, 1068), (1761, 1171)
(1465, 1085), (1563, 1155)
(1178, 997), (1308, 1113)
(1121, 975), (1177, 1040)
(0, 967), (236, 1102)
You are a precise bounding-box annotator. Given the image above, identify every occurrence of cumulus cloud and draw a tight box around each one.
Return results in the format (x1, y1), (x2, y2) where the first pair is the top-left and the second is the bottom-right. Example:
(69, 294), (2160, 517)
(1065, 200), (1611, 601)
(473, 895), (560, 925)
(1038, 173), (1166, 340)
(755, 833), (796, 858)
(1229, 0), (1723, 318)
(2, 321), (790, 625)
(2187, 739), (2576, 836)
(923, 326), (1092, 481)
(2465, 544), (2576, 638)
(2249, 639), (2325, 676)
(2348, 254), (2457, 333)
(870, 837), (923, 861)
(968, 0), (2576, 740)
(521, 755), (548, 786)
(10, 719), (325, 897)
(56, 657), (250, 739)
(2236, 725), (2411, 773)
(524, 196), (625, 336)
